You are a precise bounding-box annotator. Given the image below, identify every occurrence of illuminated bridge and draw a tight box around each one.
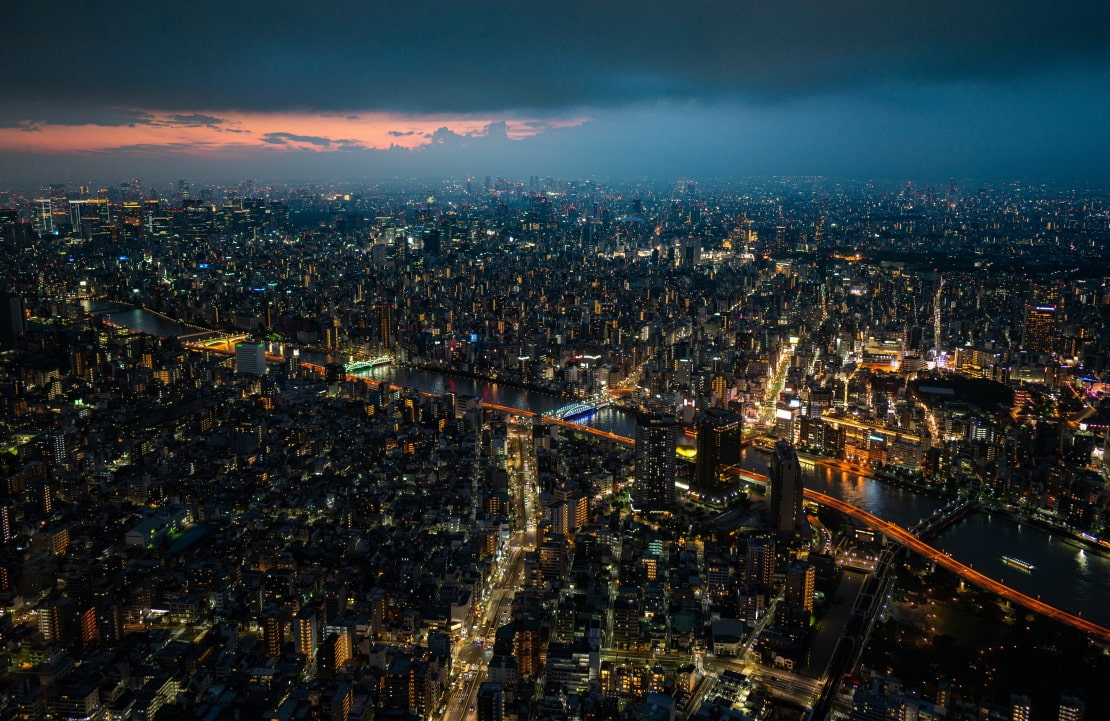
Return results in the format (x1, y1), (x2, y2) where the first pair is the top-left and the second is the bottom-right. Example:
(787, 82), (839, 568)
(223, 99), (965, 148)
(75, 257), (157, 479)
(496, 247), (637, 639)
(345, 356), (392, 374)
(542, 396), (611, 422)
(183, 335), (283, 363)
(481, 402), (1110, 642)
(804, 489), (1110, 642)
(484, 402), (634, 444)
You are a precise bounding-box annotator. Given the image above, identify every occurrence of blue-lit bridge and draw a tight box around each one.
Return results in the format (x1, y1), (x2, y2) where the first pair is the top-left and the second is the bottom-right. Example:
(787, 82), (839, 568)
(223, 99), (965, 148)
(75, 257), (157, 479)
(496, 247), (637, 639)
(541, 395), (611, 422)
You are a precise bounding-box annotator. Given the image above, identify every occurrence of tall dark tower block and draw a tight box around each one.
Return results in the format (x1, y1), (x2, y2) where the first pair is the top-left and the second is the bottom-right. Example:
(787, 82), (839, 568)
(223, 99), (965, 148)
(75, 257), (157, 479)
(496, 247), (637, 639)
(768, 441), (804, 535)
(635, 413), (678, 512)
(694, 409), (742, 488)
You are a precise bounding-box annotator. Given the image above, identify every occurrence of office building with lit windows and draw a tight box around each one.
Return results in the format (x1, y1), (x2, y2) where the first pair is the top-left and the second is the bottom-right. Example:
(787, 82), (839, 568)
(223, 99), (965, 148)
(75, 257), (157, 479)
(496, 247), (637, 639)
(635, 413), (678, 512)
(235, 341), (268, 376)
(1023, 305), (1059, 354)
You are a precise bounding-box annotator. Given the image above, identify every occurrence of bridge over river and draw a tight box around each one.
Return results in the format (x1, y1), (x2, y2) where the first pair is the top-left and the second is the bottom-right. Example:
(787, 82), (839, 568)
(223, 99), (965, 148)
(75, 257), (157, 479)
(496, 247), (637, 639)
(89, 302), (1110, 632)
(481, 402), (1110, 642)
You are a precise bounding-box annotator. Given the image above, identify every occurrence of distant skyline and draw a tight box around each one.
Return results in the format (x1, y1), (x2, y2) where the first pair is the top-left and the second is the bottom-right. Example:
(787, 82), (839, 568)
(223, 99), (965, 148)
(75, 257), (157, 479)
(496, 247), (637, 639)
(2, 1), (1109, 186)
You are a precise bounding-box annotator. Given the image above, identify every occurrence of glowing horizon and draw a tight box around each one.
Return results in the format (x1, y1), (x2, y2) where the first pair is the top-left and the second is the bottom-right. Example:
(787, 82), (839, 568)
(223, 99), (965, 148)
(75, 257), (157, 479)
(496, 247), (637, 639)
(0, 109), (588, 156)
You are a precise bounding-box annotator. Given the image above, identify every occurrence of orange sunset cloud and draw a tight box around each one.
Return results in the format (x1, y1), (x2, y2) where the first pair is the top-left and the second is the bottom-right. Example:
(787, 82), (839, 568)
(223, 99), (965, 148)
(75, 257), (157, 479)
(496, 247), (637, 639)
(0, 110), (587, 155)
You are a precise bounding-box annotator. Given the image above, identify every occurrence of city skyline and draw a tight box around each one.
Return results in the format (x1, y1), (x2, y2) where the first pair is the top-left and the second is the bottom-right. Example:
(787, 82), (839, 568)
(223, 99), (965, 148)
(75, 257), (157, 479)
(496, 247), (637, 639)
(3, 1), (1110, 185)
(3, 3), (1110, 715)
(2, 173), (1110, 718)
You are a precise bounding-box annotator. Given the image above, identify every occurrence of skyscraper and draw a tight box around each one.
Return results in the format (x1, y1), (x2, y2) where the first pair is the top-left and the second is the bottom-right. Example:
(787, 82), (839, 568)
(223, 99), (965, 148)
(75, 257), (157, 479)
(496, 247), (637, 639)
(423, 226), (442, 257)
(768, 440), (804, 535)
(374, 303), (393, 348)
(1023, 305), (1058, 354)
(48, 184), (68, 232)
(33, 198), (53, 235)
(634, 413), (677, 512)
(694, 409), (742, 488)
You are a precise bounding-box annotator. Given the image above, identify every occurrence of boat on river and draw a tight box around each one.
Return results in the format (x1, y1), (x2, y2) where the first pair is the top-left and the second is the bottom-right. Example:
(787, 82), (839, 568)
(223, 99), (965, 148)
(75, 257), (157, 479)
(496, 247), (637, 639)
(752, 436), (778, 453)
(1001, 556), (1035, 572)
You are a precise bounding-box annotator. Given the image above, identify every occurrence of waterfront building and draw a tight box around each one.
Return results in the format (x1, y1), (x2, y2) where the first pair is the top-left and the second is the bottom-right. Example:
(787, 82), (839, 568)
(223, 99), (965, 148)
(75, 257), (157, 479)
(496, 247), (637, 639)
(635, 413), (678, 512)
(768, 441), (804, 535)
(694, 408), (743, 489)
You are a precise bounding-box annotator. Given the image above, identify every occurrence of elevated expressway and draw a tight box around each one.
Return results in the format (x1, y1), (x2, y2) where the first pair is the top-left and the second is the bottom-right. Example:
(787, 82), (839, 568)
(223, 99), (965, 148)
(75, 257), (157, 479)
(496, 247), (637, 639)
(482, 402), (1110, 642)
(805, 489), (1110, 642)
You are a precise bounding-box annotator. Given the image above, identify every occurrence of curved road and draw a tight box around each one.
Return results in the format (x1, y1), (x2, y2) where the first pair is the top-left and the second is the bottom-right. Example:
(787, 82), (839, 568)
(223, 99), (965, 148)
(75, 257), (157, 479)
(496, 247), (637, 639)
(481, 404), (1110, 642)
(805, 490), (1110, 642)
(182, 359), (1109, 647)
(152, 314), (1110, 648)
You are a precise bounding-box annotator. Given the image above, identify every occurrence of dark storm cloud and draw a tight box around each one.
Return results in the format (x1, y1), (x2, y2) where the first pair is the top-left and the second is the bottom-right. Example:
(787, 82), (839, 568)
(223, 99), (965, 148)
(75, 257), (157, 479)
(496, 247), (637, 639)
(158, 114), (227, 128)
(0, 107), (228, 131)
(0, 106), (156, 129)
(261, 132), (364, 149)
(2, 1), (1107, 114)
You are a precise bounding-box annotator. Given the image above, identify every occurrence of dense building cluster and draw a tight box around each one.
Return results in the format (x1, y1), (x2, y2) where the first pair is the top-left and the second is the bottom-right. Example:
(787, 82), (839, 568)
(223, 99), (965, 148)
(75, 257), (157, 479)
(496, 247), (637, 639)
(0, 176), (1108, 720)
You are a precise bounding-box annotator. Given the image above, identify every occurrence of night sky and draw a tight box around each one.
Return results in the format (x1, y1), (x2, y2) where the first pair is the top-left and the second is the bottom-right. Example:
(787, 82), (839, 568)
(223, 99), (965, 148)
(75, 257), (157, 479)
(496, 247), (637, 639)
(3, 1), (1109, 185)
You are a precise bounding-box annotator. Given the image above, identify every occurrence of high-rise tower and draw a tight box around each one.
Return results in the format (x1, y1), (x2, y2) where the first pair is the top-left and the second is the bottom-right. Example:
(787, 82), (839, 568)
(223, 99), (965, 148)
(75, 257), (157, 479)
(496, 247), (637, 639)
(784, 560), (815, 611)
(694, 409), (743, 488)
(33, 198), (53, 235)
(768, 440), (804, 535)
(375, 303), (393, 348)
(1023, 305), (1059, 354)
(635, 413), (677, 512)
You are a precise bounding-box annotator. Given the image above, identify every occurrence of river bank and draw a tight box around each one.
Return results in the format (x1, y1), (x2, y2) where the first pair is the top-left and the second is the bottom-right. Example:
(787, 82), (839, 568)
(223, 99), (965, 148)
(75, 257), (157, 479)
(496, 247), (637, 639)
(871, 469), (959, 499)
(977, 506), (1110, 560)
(411, 361), (580, 400)
(83, 297), (222, 337)
(81, 302), (1110, 626)
(795, 450), (958, 501)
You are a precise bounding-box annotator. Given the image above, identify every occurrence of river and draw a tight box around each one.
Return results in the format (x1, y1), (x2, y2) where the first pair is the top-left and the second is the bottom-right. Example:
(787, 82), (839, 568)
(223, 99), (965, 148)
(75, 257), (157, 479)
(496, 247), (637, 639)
(83, 300), (207, 339)
(933, 512), (1110, 626)
(85, 301), (1110, 627)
